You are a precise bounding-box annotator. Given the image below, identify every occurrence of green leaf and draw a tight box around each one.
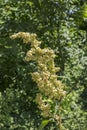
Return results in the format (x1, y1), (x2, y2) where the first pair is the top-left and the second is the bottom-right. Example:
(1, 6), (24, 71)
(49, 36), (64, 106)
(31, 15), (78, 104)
(39, 120), (50, 130)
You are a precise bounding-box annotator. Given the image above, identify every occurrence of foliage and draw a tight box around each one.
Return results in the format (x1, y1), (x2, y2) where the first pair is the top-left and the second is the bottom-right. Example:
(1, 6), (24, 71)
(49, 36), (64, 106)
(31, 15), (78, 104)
(0, 0), (87, 130)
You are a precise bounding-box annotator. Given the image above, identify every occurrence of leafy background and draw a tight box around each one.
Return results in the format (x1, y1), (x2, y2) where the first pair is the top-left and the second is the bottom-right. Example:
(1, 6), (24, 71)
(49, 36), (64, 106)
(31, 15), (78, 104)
(0, 0), (87, 129)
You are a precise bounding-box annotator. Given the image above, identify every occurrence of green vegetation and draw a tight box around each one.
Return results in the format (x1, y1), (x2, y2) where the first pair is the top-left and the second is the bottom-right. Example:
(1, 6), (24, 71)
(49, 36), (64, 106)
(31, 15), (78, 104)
(0, 0), (87, 130)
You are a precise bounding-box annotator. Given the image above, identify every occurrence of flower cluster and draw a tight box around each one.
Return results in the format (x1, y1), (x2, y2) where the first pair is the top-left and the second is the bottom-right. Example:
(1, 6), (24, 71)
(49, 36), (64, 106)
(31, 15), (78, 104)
(10, 32), (41, 47)
(10, 32), (66, 119)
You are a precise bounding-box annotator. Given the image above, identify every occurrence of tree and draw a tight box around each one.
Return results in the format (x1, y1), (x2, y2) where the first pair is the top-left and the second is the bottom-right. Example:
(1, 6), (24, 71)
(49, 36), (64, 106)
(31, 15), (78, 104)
(0, 0), (87, 129)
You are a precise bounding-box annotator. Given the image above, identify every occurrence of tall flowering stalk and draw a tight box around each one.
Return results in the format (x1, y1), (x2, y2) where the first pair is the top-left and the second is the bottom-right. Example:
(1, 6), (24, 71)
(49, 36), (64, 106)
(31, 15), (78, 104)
(10, 32), (66, 128)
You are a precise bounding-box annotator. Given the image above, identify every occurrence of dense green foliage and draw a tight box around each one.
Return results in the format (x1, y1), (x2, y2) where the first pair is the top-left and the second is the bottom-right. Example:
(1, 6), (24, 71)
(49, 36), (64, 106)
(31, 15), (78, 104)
(0, 0), (87, 129)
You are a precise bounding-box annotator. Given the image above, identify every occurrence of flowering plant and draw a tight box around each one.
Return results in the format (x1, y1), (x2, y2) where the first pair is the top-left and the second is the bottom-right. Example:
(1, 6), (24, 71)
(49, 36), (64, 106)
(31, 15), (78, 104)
(10, 32), (66, 129)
